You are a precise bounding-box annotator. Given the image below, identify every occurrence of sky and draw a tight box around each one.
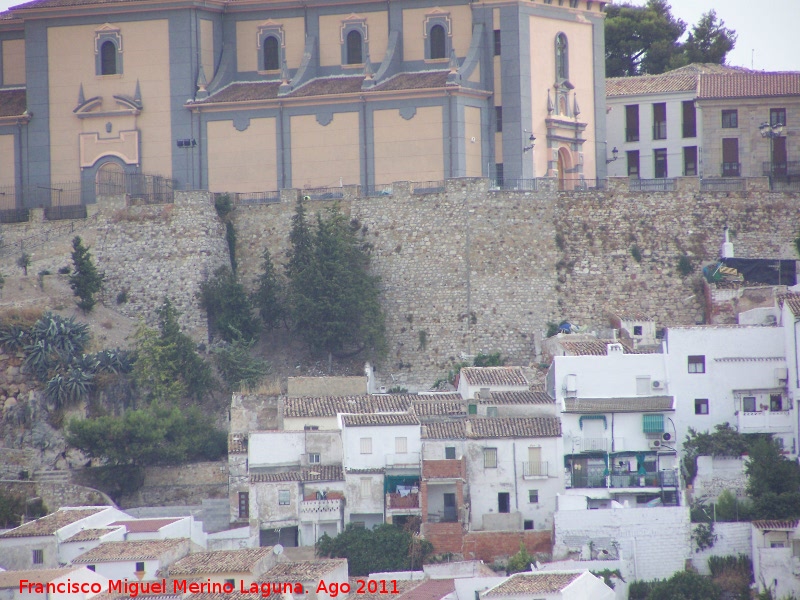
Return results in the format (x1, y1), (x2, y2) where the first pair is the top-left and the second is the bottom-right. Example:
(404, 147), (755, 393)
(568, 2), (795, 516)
(0, 0), (797, 72)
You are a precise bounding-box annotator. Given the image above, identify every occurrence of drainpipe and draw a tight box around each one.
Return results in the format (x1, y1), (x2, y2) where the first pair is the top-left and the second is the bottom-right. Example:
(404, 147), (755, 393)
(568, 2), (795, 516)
(512, 442), (518, 510)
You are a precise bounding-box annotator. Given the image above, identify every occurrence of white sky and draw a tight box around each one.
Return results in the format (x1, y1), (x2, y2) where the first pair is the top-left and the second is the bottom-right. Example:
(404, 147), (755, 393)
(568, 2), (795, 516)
(0, 0), (798, 72)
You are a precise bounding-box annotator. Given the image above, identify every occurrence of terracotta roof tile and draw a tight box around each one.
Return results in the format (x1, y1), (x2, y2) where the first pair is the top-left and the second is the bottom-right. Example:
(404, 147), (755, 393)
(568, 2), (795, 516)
(557, 339), (639, 356)
(165, 548), (273, 575)
(342, 413), (419, 427)
(0, 507), (106, 538)
(0, 89), (28, 117)
(460, 367), (528, 387)
(0, 567), (84, 589)
(484, 391), (554, 405)
(63, 527), (122, 542)
(250, 465), (343, 483)
(108, 518), (181, 533)
(283, 395), (412, 418)
(606, 63), (746, 97)
(698, 71), (800, 99)
(72, 539), (189, 563)
(485, 572), (583, 596)
(289, 76), (364, 98)
(780, 293), (800, 316)
(372, 71), (450, 91)
(411, 401), (467, 417)
(752, 519), (799, 530)
(260, 559), (347, 581)
(229, 434), (247, 454)
(564, 396), (674, 413)
(468, 417), (561, 438)
(422, 421), (466, 439)
(200, 81), (280, 104)
(397, 578), (455, 599)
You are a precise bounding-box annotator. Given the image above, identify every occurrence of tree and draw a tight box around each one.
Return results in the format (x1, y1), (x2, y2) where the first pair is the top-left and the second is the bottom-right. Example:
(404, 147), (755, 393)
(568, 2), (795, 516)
(199, 265), (260, 343)
(745, 437), (800, 520)
(285, 199), (314, 280)
(211, 331), (270, 392)
(288, 204), (387, 361)
(17, 252), (31, 276)
(605, 0), (686, 77)
(647, 570), (721, 600)
(252, 248), (286, 330)
(507, 543), (534, 574)
(679, 11), (737, 66)
(69, 236), (104, 312)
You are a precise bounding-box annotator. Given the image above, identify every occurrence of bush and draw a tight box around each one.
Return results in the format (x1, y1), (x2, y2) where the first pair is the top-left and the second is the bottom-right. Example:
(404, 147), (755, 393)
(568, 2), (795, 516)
(507, 543), (534, 574)
(678, 254), (695, 276)
(214, 193), (233, 219)
(648, 571), (721, 600)
(116, 289), (128, 304)
(211, 332), (270, 392)
(199, 266), (260, 343)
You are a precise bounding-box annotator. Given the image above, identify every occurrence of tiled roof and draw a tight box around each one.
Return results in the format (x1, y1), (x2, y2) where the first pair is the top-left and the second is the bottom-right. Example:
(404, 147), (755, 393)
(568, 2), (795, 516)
(63, 527), (121, 542)
(397, 578), (455, 599)
(484, 391), (554, 405)
(228, 434), (247, 454)
(0, 507), (106, 538)
(250, 465), (343, 483)
(422, 421), (466, 439)
(468, 417), (562, 438)
(485, 572), (582, 596)
(780, 293), (800, 316)
(283, 395), (412, 418)
(557, 340), (637, 356)
(108, 518), (181, 533)
(460, 367), (528, 387)
(0, 567), (83, 589)
(261, 559), (347, 581)
(345, 467), (385, 474)
(564, 396), (674, 413)
(165, 548), (273, 575)
(752, 519), (799, 530)
(348, 578), (423, 599)
(698, 71), (800, 99)
(342, 413), (419, 427)
(289, 76), (364, 98)
(411, 401), (466, 417)
(72, 538), (188, 563)
(0, 89), (25, 118)
(373, 70), (450, 91)
(607, 73), (697, 97)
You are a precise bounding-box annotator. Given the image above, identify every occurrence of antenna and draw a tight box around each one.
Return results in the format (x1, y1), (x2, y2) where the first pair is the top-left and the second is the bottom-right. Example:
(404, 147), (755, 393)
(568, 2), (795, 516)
(273, 544), (284, 555)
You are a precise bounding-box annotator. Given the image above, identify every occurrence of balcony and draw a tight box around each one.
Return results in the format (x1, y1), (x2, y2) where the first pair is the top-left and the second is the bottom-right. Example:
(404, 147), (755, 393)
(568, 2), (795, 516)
(385, 452), (420, 469)
(522, 461), (550, 478)
(299, 498), (343, 522)
(737, 410), (794, 434)
(386, 492), (420, 511)
(579, 437), (608, 452)
(763, 161), (800, 177)
(569, 470), (677, 489)
(722, 162), (741, 177)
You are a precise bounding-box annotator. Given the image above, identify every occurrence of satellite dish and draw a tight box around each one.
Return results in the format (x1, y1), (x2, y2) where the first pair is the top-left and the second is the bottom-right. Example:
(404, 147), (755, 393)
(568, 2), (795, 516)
(273, 544), (284, 555)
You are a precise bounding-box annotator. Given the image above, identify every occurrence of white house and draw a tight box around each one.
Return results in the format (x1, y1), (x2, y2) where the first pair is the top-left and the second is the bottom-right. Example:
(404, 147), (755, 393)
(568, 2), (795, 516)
(58, 526), (126, 566)
(282, 395), (413, 431)
(70, 538), (193, 581)
(751, 519), (800, 599)
(0, 507), (131, 570)
(481, 571), (614, 600)
(0, 566), (108, 600)
(107, 517), (207, 548)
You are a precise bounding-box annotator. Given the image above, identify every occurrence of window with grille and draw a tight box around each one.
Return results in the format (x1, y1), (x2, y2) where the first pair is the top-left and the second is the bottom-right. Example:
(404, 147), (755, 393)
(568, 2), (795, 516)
(32, 549), (43, 564)
(721, 109), (738, 128)
(445, 446), (456, 459)
(238, 492), (249, 518)
(484, 447), (497, 468)
(308, 453), (321, 464)
(279, 490), (291, 505)
(395, 437), (408, 453)
(360, 437), (372, 454)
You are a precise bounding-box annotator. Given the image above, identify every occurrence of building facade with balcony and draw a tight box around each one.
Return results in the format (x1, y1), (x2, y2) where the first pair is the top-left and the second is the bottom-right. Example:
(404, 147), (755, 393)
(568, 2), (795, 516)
(751, 519), (800, 599)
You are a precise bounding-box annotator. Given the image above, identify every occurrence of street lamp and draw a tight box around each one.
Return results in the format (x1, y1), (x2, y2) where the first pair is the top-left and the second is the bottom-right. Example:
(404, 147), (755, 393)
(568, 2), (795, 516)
(606, 147), (619, 164)
(760, 121), (784, 179)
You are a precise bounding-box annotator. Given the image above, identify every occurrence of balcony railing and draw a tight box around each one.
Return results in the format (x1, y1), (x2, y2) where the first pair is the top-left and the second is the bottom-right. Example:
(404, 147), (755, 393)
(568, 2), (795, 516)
(299, 498), (343, 519)
(570, 471), (675, 489)
(387, 492), (420, 510)
(763, 161), (800, 177)
(413, 181), (446, 195)
(522, 461), (549, 477)
(738, 410), (794, 434)
(497, 179), (539, 192)
(722, 162), (741, 177)
(302, 187), (344, 200)
(629, 178), (676, 192)
(625, 128), (639, 142)
(579, 438), (608, 452)
(652, 122), (667, 140)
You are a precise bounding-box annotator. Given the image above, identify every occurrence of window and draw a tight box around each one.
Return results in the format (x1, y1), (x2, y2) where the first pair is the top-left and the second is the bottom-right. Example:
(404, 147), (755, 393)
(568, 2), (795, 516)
(625, 105), (639, 141)
(486, 406), (498, 417)
(498, 492), (510, 513)
(308, 452), (321, 464)
(682, 100), (696, 138)
(770, 541), (787, 549)
(32, 549), (43, 564)
(238, 491), (249, 518)
(495, 163), (504, 188)
(636, 376), (651, 396)
(263, 36), (280, 70)
(771, 108), (786, 127)
(653, 103), (667, 140)
(484, 447), (498, 468)
(135, 562), (145, 573)
(304, 425), (319, 431)
(627, 150), (640, 178)
(695, 398), (709, 415)
(360, 478), (371, 496)
(743, 396), (757, 412)
(395, 437), (408, 453)
(683, 146), (698, 176)
(445, 446), (456, 459)
(100, 40), (118, 75)
(642, 414), (665, 434)
(493, 29), (501, 56)
(654, 148), (668, 178)
(87, 565), (95, 572)
(633, 325), (643, 336)
(555, 33), (568, 80)
(528, 489), (539, 503)
(278, 489), (291, 505)
(524, 519), (534, 530)
(429, 24), (446, 60)
(721, 109), (738, 128)
(770, 394), (784, 411)
(495, 106), (503, 133)
(346, 29), (363, 65)
(688, 355), (705, 373)
(722, 138), (739, 176)
(360, 437), (372, 454)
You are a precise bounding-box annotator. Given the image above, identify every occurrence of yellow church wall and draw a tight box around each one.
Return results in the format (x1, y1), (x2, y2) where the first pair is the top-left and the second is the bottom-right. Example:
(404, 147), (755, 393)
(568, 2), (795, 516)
(373, 106), (443, 183)
(290, 112), (360, 188)
(464, 106), (482, 177)
(402, 5), (471, 62)
(200, 19), (214, 82)
(47, 20), (172, 184)
(207, 118), (277, 193)
(529, 14), (597, 180)
(236, 17), (305, 73)
(2, 39), (25, 85)
(0, 134), (15, 196)
(319, 12), (388, 67)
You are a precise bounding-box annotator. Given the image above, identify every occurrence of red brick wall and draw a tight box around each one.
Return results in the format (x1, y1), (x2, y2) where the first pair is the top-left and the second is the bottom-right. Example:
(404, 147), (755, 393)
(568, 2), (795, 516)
(422, 522), (464, 554)
(463, 530), (552, 563)
(422, 458), (466, 479)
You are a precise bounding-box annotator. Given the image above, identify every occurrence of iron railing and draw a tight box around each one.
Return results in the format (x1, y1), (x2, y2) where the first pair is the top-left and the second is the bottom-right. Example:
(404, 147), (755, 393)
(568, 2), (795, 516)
(233, 191), (281, 205)
(629, 178), (676, 192)
(559, 178), (607, 191)
(98, 171), (176, 204)
(45, 205), (88, 221)
(413, 181), (446, 195)
(497, 179), (539, 192)
(362, 184), (394, 197)
(0, 208), (30, 224)
(522, 461), (549, 477)
(301, 187), (344, 200)
(722, 162), (741, 177)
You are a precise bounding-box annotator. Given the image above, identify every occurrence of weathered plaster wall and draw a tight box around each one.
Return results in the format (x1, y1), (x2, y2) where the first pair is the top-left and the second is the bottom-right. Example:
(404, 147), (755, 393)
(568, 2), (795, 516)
(691, 522), (752, 576)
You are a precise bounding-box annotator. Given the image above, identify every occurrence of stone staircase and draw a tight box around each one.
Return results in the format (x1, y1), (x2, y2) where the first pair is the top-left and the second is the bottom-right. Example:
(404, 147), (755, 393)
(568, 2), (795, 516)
(32, 470), (72, 484)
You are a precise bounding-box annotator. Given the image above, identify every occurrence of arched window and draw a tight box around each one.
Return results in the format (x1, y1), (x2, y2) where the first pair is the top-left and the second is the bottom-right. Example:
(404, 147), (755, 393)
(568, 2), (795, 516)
(100, 40), (117, 75)
(346, 29), (363, 65)
(555, 33), (568, 80)
(429, 24), (446, 59)
(263, 36), (280, 71)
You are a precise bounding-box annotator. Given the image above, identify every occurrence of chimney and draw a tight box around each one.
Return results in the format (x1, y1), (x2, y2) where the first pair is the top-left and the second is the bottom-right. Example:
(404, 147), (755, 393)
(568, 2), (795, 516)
(465, 420), (473, 436)
(721, 226), (734, 258)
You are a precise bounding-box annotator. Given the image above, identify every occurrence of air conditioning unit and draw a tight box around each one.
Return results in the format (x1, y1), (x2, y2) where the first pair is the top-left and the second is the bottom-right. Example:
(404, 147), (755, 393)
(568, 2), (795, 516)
(648, 439), (663, 449)
(652, 380), (665, 390)
(661, 432), (672, 442)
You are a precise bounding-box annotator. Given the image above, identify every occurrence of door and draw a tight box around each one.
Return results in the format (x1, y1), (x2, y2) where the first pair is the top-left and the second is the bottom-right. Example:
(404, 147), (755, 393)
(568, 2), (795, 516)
(772, 137), (787, 176)
(722, 138), (739, 176)
(528, 447), (542, 476)
(498, 492), (510, 513)
(443, 493), (457, 522)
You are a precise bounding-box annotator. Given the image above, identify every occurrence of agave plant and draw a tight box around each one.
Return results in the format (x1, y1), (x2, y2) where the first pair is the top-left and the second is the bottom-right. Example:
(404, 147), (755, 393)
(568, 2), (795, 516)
(23, 339), (59, 381)
(44, 374), (69, 409)
(30, 313), (90, 355)
(63, 367), (94, 403)
(0, 324), (29, 352)
(71, 352), (100, 374)
(95, 349), (135, 375)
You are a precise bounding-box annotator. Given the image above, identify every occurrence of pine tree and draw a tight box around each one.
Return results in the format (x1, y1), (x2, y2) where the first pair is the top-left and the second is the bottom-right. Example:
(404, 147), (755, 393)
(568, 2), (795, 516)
(69, 236), (104, 312)
(252, 248), (286, 330)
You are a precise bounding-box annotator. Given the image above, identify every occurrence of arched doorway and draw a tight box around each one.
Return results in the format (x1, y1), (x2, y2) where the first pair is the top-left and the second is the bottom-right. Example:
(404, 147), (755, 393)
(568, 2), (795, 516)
(557, 147), (573, 191)
(95, 160), (125, 198)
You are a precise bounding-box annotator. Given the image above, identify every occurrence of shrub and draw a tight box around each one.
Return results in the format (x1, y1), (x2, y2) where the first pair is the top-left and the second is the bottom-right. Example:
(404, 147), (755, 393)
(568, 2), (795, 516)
(69, 236), (104, 312)
(678, 254), (695, 276)
(630, 244), (643, 263)
(116, 289), (128, 304)
(17, 252), (31, 276)
(199, 265), (260, 343)
(211, 332), (270, 392)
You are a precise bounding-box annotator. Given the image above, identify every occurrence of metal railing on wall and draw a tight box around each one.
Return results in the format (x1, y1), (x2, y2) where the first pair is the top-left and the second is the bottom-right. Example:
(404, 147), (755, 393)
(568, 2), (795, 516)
(98, 171), (176, 204)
